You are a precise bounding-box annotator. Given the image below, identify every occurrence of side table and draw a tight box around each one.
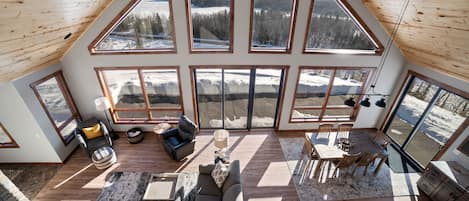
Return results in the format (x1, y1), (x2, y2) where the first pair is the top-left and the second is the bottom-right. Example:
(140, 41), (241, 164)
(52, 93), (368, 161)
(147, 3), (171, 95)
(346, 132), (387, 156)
(153, 123), (172, 141)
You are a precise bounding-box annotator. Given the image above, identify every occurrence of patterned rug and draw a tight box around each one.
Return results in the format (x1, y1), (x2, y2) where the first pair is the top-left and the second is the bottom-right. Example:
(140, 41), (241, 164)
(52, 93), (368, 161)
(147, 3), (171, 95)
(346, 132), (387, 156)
(278, 137), (421, 201)
(0, 165), (60, 200)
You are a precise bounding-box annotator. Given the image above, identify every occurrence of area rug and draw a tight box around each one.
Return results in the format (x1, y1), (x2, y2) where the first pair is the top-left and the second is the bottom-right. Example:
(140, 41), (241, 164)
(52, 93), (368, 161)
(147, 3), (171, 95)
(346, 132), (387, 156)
(278, 137), (421, 201)
(0, 165), (60, 200)
(97, 171), (198, 201)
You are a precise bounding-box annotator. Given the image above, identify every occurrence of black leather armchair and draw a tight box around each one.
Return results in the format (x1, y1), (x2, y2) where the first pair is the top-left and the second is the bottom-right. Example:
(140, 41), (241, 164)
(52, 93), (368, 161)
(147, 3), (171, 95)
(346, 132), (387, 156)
(74, 118), (113, 157)
(162, 115), (197, 161)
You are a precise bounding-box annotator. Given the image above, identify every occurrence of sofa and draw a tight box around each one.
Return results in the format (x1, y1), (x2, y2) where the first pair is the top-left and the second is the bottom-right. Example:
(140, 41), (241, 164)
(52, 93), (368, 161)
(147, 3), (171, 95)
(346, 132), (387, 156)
(162, 115), (197, 161)
(195, 160), (243, 201)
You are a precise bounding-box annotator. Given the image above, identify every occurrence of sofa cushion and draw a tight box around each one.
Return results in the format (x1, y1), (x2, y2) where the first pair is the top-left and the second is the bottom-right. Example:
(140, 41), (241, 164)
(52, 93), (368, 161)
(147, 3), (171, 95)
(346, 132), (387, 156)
(195, 194), (222, 201)
(197, 174), (222, 196)
(167, 136), (182, 147)
(211, 162), (230, 188)
(222, 184), (243, 201)
(222, 160), (241, 193)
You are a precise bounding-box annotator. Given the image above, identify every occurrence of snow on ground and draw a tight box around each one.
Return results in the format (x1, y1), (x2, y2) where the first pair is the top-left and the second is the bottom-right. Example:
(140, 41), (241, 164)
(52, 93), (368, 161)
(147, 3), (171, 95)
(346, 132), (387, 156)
(396, 95), (466, 144)
(209, 116), (274, 128)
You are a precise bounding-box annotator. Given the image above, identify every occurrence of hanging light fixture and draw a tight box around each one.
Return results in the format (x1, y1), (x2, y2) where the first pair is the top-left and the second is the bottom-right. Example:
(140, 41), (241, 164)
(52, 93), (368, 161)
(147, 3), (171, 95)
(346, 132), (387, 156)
(344, 0), (409, 109)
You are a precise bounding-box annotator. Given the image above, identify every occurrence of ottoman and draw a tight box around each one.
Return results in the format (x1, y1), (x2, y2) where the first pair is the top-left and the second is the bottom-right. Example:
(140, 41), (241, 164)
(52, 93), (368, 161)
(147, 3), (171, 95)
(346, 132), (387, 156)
(127, 127), (144, 144)
(92, 146), (117, 169)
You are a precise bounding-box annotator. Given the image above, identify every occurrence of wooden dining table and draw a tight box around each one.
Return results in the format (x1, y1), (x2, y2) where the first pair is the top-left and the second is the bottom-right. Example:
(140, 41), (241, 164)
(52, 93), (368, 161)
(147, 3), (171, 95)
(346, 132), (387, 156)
(307, 131), (389, 177)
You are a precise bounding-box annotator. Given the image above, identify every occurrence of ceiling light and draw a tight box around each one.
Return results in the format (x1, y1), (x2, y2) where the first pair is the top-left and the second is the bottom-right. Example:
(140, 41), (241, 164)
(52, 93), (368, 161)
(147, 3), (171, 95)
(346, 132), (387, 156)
(360, 97), (371, 107)
(344, 97), (356, 107)
(375, 98), (386, 108)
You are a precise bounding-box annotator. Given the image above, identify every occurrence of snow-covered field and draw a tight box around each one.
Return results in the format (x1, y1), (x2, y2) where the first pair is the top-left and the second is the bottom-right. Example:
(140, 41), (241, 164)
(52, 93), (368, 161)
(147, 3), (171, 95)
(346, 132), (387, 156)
(395, 95), (466, 144)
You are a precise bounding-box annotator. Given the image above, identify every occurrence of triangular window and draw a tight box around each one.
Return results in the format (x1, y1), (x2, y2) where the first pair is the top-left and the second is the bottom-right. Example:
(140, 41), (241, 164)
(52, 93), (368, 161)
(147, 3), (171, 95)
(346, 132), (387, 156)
(89, 0), (176, 54)
(304, 0), (383, 55)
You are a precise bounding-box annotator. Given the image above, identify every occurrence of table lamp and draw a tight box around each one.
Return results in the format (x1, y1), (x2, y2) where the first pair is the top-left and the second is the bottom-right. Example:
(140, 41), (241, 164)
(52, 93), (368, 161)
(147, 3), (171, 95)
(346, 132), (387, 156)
(214, 129), (229, 150)
(94, 97), (118, 139)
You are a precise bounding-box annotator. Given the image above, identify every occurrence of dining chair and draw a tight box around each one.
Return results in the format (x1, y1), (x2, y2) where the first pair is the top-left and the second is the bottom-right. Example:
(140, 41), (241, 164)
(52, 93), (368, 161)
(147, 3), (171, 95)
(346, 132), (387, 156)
(318, 124), (334, 138)
(351, 152), (380, 176)
(332, 152), (362, 178)
(303, 133), (317, 159)
(337, 123), (353, 139)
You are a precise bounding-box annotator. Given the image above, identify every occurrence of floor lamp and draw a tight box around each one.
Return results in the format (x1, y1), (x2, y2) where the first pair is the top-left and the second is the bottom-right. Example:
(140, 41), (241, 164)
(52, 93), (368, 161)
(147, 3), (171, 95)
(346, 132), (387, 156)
(94, 97), (119, 140)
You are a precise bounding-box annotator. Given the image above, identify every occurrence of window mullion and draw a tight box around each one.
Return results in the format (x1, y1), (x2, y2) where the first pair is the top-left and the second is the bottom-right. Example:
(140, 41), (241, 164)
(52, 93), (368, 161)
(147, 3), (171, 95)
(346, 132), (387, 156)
(319, 70), (336, 120)
(137, 69), (152, 120)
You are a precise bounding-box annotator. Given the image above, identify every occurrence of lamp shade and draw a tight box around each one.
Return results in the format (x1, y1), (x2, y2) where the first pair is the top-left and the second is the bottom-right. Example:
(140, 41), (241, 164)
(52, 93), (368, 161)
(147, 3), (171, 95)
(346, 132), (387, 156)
(344, 97), (356, 107)
(214, 129), (229, 149)
(360, 97), (371, 107)
(94, 97), (111, 111)
(375, 98), (386, 108)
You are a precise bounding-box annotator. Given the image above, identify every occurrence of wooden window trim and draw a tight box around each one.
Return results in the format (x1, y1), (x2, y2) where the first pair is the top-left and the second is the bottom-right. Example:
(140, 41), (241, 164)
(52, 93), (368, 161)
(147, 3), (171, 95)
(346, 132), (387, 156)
(88, 0), (177, 55)
(185, 0), (235, 53)
(248, 0), (298, 54)
(289, 66), (374, 123)
(380, 70), (469, 161)
(0, 122), (19, 149)
(189, 65), (289, 128)
(95, 66), (184, 124)
(302, 0), (384, 55)
(30, 71), (81, 145)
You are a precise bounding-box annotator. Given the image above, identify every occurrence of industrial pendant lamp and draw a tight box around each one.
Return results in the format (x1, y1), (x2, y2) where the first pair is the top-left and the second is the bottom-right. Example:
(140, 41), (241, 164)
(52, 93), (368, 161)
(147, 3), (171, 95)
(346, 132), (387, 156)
(344, 97), (356, 107)
(360, 97), (371, 107)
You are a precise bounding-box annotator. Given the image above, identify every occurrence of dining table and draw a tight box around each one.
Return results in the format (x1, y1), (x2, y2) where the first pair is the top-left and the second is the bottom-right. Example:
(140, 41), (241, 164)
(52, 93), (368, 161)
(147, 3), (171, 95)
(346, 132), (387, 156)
(307, 131), (389, 177)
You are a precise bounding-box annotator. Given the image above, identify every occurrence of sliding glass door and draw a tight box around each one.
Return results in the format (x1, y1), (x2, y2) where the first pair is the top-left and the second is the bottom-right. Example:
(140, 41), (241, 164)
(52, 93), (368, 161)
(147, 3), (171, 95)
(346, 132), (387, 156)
(194, 67), (285, 130)
(384, 75), (468, 167)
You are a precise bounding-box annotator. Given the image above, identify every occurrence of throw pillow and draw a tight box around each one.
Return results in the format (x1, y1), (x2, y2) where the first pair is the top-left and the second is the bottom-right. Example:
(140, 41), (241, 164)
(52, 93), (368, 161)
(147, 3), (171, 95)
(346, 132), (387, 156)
(211, 162), (230, 188)
(82, 123), (102, 140)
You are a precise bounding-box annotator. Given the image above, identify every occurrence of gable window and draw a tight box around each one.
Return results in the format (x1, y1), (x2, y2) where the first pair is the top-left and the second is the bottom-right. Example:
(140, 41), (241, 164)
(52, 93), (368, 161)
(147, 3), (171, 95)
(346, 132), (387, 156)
(0, 122), (19, 148)
(96, 67), (183, 123)
(31, 71), (81, 145)
(249, 0), (297, 53)
(383, 71), (468, 167)
(186, 0), (234, 52)
(290, 67), (372, 122)
(303, 0), (383, 55)
(89, 0), (176, 54)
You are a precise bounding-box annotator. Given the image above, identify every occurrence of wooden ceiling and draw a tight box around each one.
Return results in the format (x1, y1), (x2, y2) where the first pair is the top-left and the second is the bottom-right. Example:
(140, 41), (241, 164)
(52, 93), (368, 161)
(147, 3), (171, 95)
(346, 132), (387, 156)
(0, 0), (112, 82)
(363, 0), (469, 81)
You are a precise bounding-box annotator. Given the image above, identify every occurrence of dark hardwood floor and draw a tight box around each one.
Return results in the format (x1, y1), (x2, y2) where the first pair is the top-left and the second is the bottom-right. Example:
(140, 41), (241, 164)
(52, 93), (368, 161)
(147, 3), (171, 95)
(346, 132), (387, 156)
(34, 130), (300, 201)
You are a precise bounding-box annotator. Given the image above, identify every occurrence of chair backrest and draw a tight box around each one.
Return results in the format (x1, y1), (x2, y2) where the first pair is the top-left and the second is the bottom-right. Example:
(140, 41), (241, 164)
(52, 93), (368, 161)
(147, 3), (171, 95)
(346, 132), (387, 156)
(178, 115), (197, 141)
(318, 124), (333, 138)
(337, 123), (353, 139)
(303, 133), (314, 158)
(336, 152), (362, 168)
(355, 152), (379, 166)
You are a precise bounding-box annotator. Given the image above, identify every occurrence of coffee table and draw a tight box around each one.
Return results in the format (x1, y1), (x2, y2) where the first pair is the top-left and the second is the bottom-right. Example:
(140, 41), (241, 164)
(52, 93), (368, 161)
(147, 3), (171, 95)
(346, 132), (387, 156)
(143, 173), (179, 200)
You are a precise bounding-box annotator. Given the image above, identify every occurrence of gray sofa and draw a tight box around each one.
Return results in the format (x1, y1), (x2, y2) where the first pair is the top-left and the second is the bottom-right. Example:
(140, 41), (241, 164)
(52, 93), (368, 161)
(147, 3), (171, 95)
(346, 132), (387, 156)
(195, 160), (243, 201)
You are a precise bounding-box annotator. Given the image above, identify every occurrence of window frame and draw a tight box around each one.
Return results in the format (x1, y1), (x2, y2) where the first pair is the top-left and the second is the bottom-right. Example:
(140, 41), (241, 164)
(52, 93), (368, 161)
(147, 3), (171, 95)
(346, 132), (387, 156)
(95, 66), (184, 124)
(248, 0), (298, 53)
(302, 0), (384, 55)
(88, 0), (177, 55)
(30, 71), (81, 145)
(185, 0), (235, 53)
(0, 122), (19, 149)
(381, 70), (469, 162)
(289, 66), (373, 123)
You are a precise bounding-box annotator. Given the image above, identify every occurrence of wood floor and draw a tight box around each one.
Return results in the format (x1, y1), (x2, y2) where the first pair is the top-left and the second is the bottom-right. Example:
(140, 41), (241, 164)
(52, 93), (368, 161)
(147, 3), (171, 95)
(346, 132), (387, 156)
(34, 130), (300, 201)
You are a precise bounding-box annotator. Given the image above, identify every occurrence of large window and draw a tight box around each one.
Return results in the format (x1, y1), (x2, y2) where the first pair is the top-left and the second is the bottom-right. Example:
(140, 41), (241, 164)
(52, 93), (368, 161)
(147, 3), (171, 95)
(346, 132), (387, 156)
(0, 122), (19, 148)
(290, 67), (372, 122)
(89, 0), (176, 54)
(186, 0), (234, 52)
(31, 71), (81, 145)
(384, 72), (469, 167)
(249, 0), (297, 53)
(96, 67), (183, 123)
(303, 0), (383, 54)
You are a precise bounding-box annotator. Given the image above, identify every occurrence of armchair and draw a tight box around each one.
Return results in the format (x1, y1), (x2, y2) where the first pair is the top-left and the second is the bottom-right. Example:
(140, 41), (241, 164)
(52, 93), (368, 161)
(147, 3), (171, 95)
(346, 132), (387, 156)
(74, 118), (113, 157)
(161, 115), (197, 161)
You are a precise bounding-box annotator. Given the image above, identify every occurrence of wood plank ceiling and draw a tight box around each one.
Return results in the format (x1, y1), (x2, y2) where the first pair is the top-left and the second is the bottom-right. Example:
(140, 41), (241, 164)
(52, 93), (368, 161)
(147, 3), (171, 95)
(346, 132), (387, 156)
(363, 0), (469, 81)
(0, 0), (112, 82)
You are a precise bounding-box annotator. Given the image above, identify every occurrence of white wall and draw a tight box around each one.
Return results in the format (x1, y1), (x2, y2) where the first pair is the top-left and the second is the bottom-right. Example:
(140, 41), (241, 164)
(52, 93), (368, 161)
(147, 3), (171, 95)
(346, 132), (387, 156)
(61, 0), (406, 131)
(0, 83), (61, 163)
(12, 63), (79, 161)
